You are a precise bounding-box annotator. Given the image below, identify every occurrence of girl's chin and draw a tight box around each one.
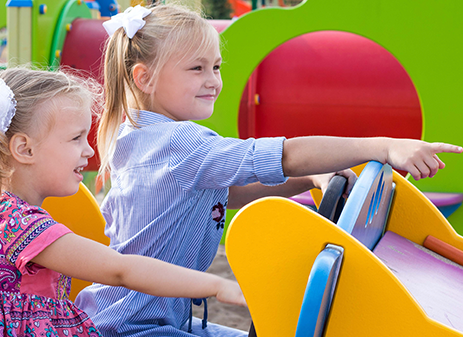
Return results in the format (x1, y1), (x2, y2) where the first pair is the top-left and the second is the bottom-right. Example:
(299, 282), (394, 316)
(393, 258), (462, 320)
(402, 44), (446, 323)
(195, 109), (214, 120)
(74, 170), (84, 182)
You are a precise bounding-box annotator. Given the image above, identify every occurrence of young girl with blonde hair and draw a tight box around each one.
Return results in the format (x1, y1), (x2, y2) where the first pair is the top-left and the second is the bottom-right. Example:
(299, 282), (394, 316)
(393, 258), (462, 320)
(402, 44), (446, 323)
(0, 67), (245, 337)
(76, 3), (463, 336)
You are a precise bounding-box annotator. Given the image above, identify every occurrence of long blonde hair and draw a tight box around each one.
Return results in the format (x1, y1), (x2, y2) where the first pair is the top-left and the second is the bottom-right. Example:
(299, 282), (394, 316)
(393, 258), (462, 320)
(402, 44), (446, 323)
(98, 3), (220, 175)
(0, 67), (102, 190)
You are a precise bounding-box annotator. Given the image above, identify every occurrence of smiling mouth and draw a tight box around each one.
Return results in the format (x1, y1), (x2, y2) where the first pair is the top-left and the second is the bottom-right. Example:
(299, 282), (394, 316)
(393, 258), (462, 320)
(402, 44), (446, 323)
(197, 95), (216, 100)
(74, 166), (85, 173)
(196, 94), (216, 99)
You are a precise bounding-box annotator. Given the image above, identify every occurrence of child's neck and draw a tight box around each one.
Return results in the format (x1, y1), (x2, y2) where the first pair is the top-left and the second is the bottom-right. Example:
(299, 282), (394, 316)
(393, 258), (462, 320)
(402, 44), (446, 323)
(7, 173), (45, 207)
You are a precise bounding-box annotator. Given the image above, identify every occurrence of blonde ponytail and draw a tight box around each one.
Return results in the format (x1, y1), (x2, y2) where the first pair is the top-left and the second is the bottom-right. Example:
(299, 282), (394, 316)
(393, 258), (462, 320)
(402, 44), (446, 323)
(98, 32), (134, 176)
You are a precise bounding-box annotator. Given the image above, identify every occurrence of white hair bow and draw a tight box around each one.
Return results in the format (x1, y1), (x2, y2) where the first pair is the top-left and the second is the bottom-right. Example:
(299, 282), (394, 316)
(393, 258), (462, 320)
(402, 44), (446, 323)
(0, 79), (16, 134)
(103, 5), (151, 39)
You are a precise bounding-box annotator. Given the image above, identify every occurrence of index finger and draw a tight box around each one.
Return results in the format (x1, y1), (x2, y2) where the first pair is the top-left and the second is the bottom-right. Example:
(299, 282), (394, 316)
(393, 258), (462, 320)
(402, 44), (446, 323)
(431, 143), (463, 154)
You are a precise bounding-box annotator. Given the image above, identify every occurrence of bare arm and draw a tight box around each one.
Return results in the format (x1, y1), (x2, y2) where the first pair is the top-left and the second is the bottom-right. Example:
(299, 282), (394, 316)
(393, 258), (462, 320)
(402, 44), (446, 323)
(282, 136), (463, 180)
(228, 169), (357, 209)
(32, 233), (246, 307)
(228, 177), (316, 209)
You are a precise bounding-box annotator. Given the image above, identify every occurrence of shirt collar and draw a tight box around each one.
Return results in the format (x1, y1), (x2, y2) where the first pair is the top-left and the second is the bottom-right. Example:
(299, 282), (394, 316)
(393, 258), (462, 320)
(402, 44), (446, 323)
(127, 109), (175, 127)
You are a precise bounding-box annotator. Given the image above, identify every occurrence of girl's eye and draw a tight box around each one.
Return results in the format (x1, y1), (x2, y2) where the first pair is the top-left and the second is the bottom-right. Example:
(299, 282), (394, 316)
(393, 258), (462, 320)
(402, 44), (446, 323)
(213, 65), (221, 71)
(191, 66), (202, 71)
(72, 135), (81, 141)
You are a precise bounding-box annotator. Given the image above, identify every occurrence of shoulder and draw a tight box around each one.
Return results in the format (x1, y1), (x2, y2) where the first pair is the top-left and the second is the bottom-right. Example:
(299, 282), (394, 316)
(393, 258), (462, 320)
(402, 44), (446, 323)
(171, 121), (220, 146)
(0, 192), (56, 243)
(170, 122), (235, 161)
(0, 192), (50, 220)
(174, 121), (218, 137)
(0, 193), (72, 267)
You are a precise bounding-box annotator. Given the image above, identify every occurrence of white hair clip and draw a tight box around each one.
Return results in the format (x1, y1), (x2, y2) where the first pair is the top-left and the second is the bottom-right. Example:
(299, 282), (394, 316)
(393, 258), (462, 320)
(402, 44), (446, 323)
(103, 5), (151, 39)
(0, 78), (16, 134)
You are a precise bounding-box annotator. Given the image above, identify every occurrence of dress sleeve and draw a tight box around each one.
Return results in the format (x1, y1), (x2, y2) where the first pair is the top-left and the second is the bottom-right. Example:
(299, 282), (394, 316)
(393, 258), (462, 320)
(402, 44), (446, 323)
(2, 207), (72, 275)
(169, 122), (288, 191)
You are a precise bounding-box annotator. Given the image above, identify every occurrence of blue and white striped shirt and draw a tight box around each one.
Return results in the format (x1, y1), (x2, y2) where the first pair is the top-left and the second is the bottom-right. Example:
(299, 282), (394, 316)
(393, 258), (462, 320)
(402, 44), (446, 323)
(75, 110), (287, 337)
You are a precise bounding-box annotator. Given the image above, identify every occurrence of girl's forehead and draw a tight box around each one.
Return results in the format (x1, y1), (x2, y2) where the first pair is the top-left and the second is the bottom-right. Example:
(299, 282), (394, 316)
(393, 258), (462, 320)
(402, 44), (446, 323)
(48, 96), (88, 115)
(179, 43), (222, 64)
(173, 29), (221, 60)
(39, 95), (90, 124)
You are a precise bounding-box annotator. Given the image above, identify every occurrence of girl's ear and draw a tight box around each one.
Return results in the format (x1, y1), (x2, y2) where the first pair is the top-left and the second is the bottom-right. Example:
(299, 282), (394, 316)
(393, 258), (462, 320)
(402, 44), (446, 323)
(9, 133), (35, 164)
(133, 63), (155, 94)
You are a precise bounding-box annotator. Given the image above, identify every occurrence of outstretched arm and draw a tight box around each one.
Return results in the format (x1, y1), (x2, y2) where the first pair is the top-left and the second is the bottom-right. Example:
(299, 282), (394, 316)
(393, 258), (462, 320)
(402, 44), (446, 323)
(282, 136), (462, 181)
(32, 233), (246, 307)
(229, 137), (461, 209)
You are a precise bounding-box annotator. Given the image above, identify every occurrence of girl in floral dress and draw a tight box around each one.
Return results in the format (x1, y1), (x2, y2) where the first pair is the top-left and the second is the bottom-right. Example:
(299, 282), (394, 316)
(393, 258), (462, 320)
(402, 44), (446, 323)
(0, 67), (246, 337)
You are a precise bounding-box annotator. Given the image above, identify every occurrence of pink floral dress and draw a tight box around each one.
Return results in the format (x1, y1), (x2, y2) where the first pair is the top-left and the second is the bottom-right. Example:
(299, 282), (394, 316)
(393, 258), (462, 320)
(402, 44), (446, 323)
(0, 191), (102, 337)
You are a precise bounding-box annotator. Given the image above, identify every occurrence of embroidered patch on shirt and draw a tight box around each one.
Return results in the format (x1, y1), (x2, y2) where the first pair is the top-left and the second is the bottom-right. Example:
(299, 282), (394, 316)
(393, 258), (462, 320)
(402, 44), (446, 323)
(211, 202), (225, 230)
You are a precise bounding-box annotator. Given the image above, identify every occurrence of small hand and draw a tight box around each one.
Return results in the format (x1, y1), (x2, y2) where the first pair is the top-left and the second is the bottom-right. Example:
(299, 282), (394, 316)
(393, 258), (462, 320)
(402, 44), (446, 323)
(312, 169), (357, 198)
(386, 139), (463, 180)
(215, 279), (247, 307)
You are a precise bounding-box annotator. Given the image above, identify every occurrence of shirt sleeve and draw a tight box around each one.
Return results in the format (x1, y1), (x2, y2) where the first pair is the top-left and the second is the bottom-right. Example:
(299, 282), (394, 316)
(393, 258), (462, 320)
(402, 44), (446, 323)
(2, 209), (72, 276)
(169, 122), (288, 191)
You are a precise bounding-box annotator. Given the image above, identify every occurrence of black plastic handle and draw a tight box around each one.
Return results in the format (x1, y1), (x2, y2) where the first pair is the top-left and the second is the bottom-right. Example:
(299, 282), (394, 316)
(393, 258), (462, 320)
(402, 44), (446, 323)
(317, 175), (348, 224)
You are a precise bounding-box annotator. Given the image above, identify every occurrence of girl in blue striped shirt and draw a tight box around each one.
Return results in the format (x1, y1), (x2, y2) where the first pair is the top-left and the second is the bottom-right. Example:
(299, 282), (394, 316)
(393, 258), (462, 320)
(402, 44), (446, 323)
(75, 3), (463, 337)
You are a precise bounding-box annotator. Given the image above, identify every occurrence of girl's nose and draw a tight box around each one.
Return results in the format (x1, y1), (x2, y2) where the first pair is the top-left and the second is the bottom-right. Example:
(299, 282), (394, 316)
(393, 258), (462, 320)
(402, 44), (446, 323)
(205, 72), (221, 89)
(84, 140), (95, 159)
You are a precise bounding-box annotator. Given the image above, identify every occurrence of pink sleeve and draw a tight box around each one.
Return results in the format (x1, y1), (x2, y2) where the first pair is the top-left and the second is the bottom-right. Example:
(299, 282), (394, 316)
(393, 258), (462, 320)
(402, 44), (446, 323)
(2, 207), (72, 275)
(17, 223), (72, 275)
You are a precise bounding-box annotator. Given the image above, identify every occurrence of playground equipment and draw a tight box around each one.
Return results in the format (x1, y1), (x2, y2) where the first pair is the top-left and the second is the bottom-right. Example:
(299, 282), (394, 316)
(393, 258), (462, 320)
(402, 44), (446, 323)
(3, 0), (124, 68)
(226, 161), (463, 336)
(237, 30), (422, 141)
(229, 0), (251, 17)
